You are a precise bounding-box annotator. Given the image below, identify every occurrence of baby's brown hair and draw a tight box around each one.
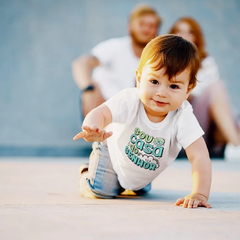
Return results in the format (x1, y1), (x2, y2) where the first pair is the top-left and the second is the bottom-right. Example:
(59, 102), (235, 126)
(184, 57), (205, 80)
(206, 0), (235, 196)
(137, 34), (200, 89)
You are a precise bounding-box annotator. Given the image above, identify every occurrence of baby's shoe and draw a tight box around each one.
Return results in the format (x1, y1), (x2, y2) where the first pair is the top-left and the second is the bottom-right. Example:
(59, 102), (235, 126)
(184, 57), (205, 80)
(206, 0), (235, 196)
(78, 163), (98, 199)
(79, 163), (89, 175)
(224, 144), (240, 162)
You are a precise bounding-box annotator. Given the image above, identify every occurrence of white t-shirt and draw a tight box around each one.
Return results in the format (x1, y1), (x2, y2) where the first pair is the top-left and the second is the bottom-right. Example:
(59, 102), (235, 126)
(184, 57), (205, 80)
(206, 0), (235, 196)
(91, 36), (139, 100)
(192, 56), (220, 97)
(104, 88), (204, 190)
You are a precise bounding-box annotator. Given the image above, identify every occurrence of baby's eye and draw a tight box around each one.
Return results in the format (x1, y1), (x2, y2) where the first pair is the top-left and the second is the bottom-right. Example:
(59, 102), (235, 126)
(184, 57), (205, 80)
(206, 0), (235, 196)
(151, 80), (159, 85)
(170, 84), (179, 89)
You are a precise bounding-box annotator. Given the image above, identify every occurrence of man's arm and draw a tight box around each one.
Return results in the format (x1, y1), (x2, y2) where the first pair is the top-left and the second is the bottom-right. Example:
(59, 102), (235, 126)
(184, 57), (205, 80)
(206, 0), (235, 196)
(72, 55), (105, 117)
(72, 54), (100, 90)
(175, 137), (212, 208)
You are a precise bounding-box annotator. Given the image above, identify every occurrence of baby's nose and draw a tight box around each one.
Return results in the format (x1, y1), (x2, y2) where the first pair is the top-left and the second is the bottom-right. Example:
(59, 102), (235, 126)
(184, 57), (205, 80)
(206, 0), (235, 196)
(156, 85), (167, 97)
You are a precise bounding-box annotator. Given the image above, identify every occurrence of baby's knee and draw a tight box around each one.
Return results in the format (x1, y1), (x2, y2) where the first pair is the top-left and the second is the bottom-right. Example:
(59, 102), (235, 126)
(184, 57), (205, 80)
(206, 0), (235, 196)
(78, 172), (118, 199)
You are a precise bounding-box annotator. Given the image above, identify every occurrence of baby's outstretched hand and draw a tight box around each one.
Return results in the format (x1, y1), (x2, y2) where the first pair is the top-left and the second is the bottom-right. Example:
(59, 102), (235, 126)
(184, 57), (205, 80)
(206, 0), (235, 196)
(73, 125), (113, 142)
(175, 193), (211, 209)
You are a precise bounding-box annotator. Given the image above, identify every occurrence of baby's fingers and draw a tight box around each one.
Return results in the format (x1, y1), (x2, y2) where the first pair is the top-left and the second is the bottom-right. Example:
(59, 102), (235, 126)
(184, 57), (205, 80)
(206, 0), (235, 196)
(190, 200), (211, 208)
(73, 131), (86, 140)
(175, 196), (211, 209)
(103, 131), (113, 140)
(183, 198), (190, 208)
(175, 198), (190, 208)
(199, 201), (212, 208)
(188, 199), (195, 208)
(82, 126), (92, 132)
(175, 198), (184, 206)
(82, 125), (102, 133)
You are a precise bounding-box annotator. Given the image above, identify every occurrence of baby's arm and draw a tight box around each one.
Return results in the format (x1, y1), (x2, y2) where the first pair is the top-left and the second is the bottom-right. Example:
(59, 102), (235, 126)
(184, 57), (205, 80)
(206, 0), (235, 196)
(73, 104), (113, 142)
(175, 137), (212, 208)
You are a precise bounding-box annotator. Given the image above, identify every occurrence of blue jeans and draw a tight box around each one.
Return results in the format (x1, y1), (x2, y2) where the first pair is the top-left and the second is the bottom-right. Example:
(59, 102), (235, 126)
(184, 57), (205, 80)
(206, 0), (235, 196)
(79, 142), (151, 199)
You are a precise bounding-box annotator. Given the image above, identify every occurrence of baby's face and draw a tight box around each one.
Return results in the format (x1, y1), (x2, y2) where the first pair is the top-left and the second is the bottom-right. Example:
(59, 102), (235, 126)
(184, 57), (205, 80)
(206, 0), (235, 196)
(136, 62), (192, 122)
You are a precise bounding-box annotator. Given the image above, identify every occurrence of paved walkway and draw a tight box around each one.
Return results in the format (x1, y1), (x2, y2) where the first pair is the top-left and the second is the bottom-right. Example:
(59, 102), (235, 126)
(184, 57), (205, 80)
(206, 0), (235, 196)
(0, 158), (239, 240)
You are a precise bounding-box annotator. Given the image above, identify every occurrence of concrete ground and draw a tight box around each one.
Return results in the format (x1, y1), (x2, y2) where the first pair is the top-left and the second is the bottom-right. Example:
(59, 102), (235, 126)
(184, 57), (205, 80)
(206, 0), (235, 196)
(0, 157), (239, 240)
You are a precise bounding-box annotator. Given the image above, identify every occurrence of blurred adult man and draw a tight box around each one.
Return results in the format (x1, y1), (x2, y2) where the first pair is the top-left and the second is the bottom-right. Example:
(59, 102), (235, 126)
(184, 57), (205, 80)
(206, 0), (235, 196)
(72, 4), (161, 117)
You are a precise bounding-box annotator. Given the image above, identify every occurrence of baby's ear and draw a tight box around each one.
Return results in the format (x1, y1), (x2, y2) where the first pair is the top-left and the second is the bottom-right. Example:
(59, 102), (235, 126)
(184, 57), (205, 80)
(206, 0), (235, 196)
(135, 69), (141, 88)
(187, 82), (196, 94)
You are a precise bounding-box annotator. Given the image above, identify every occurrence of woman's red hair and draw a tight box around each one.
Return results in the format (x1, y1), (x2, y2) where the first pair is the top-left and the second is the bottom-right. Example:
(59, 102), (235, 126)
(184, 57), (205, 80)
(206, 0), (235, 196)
(169, 17), (208, 61)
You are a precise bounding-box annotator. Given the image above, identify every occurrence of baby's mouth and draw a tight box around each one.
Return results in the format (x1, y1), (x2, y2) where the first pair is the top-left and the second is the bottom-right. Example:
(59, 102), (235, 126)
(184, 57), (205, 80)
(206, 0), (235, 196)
(153, 99), (168, 106)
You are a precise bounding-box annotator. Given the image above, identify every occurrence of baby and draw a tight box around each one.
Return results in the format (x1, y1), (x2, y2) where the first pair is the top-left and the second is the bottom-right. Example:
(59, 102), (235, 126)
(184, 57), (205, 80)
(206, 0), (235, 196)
(74, 34), (212, 208)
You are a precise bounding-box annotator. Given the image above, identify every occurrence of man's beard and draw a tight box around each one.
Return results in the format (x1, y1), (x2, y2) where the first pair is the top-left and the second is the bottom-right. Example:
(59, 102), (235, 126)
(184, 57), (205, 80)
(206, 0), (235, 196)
(130, 29), (152, 48)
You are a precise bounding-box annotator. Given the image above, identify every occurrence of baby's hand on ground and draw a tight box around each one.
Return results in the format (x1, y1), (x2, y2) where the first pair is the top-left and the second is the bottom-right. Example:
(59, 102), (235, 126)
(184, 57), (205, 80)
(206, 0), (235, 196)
(175, 193), (211, 209)
(73, 125), (113, 142)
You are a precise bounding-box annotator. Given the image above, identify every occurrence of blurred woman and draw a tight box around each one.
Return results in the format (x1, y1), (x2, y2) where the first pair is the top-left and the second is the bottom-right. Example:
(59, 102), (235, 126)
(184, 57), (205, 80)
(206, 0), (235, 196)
(169, 17), (240, 159)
